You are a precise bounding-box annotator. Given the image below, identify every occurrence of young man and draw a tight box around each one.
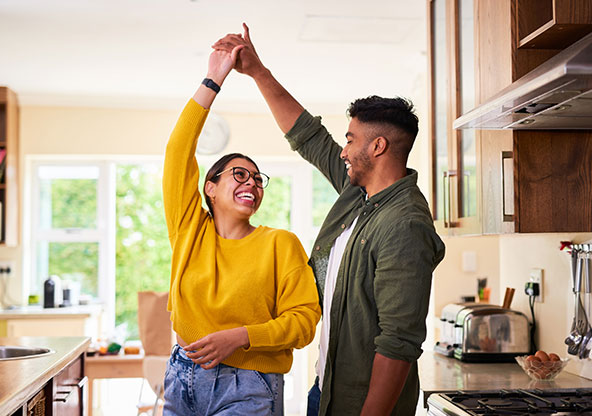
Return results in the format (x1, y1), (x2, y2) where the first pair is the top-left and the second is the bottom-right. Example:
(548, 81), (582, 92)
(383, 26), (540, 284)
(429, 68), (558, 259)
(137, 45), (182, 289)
(214, 25), (445, 416)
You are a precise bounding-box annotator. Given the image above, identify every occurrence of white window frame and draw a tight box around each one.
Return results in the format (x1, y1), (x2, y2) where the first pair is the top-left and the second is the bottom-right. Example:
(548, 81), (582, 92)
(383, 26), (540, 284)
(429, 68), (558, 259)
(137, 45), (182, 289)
(24, 156), (116, 330)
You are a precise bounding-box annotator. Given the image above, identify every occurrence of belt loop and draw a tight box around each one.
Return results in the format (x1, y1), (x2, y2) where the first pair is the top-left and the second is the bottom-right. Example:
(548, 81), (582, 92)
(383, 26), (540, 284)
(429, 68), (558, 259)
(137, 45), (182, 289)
(171, 344), (180, 361)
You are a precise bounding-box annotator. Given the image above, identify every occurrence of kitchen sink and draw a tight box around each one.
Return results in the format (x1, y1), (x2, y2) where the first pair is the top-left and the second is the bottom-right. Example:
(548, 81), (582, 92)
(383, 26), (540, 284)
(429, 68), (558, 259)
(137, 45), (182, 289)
(0, 346), (55, 361)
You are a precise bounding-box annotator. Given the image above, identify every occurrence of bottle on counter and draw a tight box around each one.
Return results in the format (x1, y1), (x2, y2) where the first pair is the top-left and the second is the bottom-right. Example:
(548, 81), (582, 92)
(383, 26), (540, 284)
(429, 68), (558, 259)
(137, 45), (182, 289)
(43, 275), (62, 308)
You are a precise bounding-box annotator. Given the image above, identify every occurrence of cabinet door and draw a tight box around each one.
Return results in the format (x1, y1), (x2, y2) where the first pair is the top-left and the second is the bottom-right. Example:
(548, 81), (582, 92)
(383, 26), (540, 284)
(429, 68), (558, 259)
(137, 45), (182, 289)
(429, 0), (480, 235)
(453, 0), (481, 234)
(428, 0), (451, 234)
(52, 355), (87, 416)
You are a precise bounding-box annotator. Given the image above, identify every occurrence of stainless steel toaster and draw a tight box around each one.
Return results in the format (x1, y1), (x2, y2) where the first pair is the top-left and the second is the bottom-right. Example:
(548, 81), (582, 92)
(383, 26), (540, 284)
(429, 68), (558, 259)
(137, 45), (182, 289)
(435, 302), (531, 362)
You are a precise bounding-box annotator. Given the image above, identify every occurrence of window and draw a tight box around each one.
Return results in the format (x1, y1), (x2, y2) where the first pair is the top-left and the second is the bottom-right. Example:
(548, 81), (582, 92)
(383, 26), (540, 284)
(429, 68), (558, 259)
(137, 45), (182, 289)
(28, 162), (114, 321)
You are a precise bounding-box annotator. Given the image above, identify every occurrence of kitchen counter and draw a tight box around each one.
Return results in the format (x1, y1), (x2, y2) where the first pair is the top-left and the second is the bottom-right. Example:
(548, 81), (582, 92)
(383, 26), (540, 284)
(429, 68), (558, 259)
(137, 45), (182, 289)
(0, 336), (90, 415)
(418, 351), (592, 405)
(0, 304), (103, 318)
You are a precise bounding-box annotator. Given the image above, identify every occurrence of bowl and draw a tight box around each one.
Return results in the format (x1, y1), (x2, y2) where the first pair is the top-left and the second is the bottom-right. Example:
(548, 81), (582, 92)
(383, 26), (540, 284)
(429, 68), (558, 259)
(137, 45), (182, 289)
(515, 355), (569, 380)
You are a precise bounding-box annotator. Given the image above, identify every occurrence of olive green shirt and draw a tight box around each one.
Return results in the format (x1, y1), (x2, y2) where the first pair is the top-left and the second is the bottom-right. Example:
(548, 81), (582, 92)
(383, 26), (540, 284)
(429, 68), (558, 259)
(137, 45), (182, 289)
(286, 110), (445, 415)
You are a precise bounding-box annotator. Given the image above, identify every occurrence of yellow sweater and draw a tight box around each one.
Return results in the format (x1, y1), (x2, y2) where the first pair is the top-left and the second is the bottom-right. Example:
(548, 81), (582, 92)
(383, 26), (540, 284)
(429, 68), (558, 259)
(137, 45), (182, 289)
(163, 99), (321, 374)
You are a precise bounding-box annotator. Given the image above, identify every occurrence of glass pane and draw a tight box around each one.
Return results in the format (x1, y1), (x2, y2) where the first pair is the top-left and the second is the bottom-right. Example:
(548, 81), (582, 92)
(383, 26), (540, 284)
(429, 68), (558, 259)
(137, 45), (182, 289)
(312, 170), (338, 227)
(251, 176), (291, 230)
(433, 0), (448, 221)
(116, 164), (171, 339)
(459, 0), (477, 218)
(38, 166), (98, 229)
(34, 242), (99, 300)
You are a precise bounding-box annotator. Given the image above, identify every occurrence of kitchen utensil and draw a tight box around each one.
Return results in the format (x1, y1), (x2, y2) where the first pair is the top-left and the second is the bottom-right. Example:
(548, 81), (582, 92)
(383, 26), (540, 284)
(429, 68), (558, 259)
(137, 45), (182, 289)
(566, 254), (586, 355)
(502, 287), (515, 309)
(580, 251), (592, 358)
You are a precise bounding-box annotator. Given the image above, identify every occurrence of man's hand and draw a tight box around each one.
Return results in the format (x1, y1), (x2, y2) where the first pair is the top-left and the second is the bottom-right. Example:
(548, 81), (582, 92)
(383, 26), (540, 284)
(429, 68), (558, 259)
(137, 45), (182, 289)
(213, 23), (265, 77)
(184, 327), (250, 370)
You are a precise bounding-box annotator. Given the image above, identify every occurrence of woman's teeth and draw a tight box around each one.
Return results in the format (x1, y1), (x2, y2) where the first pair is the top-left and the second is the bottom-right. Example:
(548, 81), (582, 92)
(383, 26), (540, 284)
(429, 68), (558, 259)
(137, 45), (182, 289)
(236, 192), (255, 201)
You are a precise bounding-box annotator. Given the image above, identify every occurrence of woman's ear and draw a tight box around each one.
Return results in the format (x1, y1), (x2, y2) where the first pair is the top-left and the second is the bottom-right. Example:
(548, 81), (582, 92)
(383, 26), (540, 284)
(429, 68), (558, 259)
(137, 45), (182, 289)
(204, 181), (216, 200)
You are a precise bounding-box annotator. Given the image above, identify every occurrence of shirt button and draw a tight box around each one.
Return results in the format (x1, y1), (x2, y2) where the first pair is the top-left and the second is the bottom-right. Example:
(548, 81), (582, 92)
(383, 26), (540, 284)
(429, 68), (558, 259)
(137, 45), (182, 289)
(365, 201), (370, 206)
(341, 224), (346, 229)
(363, 212), (367, 215)
(315, 246), (320, 251)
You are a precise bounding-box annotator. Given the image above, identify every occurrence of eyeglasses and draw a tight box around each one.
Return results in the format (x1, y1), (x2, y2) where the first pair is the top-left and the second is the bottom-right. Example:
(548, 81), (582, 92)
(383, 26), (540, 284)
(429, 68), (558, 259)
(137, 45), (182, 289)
(215, 166), (270, 189)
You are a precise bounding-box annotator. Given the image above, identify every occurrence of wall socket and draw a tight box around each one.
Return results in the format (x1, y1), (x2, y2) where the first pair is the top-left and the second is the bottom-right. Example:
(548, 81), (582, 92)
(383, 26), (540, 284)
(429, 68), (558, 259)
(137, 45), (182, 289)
(530, 268), (544, 303)
(0, 261), (15, 278)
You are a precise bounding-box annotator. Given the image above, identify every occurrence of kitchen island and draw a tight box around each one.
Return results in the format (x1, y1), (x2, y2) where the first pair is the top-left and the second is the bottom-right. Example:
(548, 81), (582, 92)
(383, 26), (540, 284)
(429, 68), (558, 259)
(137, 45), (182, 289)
(0, 336), (90, 415)
(418, 351), (592, 406)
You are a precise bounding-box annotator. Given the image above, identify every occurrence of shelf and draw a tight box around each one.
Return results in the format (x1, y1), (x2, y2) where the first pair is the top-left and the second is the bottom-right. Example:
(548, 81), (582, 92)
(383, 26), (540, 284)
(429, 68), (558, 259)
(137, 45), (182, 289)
(517, 0), (592, 49)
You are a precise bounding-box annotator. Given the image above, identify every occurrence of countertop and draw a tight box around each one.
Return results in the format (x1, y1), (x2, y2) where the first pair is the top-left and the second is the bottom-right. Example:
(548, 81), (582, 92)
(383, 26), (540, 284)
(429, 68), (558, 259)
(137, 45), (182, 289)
(418, 351), (592, 404)
(0, 304), (103, 319)
(0, 336), (90, 415)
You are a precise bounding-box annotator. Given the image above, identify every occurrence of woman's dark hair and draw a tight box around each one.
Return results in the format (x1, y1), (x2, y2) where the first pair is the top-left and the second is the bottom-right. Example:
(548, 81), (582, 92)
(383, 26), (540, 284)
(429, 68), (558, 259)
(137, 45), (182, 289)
(203, 153), (261, 217)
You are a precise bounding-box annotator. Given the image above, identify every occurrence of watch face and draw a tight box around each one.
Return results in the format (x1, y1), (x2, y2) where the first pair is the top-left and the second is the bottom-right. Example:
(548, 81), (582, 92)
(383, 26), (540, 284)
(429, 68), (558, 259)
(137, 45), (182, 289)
(196, 112), (230, 155)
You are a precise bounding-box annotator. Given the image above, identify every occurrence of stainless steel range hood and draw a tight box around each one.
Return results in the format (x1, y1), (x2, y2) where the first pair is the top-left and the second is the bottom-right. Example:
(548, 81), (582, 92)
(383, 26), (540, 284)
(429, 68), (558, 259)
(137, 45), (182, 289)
(454, 32), (592, 130)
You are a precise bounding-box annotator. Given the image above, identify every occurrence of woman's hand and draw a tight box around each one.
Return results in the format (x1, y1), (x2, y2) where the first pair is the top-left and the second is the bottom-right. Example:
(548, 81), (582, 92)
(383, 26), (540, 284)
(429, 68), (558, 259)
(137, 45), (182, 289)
(206, 43), (243, 86)
(183, 327), (250, 369)
(213, 23), (265, 78)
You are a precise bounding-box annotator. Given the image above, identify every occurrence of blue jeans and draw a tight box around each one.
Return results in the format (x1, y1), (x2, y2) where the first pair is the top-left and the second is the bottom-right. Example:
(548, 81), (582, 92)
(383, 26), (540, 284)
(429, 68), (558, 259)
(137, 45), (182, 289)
(163, 344), (284, 416)
(306, 377), (320, 416)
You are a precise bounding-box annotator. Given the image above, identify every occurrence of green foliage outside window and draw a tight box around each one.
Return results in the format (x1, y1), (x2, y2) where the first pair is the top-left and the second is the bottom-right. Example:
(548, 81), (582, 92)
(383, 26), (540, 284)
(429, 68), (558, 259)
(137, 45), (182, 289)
(45, 179), (97, 229)
(115, 164), (171, 338)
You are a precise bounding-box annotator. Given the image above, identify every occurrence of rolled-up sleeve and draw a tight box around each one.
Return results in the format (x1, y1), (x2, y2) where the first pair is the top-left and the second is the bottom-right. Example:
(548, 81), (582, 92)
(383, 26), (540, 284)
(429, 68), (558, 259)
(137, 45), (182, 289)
(373, 219), (444, 362)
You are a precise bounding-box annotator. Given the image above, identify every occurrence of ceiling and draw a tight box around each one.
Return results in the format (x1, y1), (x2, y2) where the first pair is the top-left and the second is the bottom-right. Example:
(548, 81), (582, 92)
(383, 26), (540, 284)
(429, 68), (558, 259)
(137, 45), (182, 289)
(0, 0), (427, 113)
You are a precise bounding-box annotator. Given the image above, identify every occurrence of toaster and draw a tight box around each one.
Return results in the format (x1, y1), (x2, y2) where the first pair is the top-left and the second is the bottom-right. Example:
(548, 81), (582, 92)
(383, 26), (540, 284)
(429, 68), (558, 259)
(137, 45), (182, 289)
(435, 302), (531, 362)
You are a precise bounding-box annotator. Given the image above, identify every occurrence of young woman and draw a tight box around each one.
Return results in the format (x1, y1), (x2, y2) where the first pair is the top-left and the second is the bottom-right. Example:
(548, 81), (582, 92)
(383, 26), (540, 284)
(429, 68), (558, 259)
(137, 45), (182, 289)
(162, 44), (321, 416)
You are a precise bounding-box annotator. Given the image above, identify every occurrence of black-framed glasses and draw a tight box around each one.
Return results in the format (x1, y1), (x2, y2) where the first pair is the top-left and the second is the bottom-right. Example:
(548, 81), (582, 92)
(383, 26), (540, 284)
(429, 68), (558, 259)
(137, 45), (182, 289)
(215, 166), (270, 189)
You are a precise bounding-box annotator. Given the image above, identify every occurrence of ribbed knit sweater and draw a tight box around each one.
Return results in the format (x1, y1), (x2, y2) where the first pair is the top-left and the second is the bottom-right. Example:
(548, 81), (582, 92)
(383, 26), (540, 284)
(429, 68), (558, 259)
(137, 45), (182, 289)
(163, 99), (321, 374)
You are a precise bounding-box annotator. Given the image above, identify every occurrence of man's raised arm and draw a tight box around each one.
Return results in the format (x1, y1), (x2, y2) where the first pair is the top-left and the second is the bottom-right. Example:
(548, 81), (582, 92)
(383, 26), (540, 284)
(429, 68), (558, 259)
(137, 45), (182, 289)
(213, 23), (304, 134)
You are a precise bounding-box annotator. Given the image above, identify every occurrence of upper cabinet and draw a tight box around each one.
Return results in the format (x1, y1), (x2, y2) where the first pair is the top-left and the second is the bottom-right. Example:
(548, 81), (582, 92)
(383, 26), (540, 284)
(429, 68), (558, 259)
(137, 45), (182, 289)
(428, 0), (480, 236)
(517, 0), (592, 49)
(0, 87), (19, 246)
(428, 0), (592, 234)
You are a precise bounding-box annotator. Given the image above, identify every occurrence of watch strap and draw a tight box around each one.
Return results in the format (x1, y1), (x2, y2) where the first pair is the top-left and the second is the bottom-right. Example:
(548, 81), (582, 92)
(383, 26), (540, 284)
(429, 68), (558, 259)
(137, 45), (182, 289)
(202, 78), (221, 93)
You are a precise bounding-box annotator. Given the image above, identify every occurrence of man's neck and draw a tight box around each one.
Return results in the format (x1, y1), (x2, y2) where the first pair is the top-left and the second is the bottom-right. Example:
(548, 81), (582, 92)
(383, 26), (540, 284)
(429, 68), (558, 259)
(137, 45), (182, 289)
(364, 166), (408, 198)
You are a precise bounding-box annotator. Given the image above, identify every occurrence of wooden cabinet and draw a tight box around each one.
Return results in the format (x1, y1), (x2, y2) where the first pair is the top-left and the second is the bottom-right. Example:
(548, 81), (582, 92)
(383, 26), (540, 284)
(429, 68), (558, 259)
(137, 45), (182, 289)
(428, 0), (480, 236)
(0, 87), (19, 246)
(10, 354), (87, 416)
(429, 0), (592, 234)
(477, 0), (592, 233)
(517, 0), (592, 49)
(51, 354), (87, 416)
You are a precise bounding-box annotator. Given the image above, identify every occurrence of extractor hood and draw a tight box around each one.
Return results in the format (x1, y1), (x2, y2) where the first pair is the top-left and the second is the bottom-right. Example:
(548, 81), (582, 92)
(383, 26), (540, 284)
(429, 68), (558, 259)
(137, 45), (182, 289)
(454, 32), (592, 130)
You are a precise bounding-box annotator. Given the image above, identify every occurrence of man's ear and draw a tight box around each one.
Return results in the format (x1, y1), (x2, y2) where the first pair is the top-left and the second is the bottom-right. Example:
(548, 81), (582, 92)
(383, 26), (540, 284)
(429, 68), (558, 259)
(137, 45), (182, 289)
(372, 136), (389, 157)
(204, 181), (216, 199)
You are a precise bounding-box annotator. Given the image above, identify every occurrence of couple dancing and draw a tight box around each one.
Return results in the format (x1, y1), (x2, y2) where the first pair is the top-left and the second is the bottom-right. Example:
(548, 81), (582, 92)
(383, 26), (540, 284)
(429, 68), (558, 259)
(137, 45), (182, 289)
(162, 24), (445, 416)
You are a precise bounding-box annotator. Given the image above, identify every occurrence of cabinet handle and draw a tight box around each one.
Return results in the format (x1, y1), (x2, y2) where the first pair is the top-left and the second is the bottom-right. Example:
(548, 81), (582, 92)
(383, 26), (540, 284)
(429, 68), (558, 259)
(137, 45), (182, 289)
(54, 388), (74, 403)
(501, 151), (514, 222)
(442, 171), (449, 228)
(443, 170), (458, 228)
(63, 376), (88, 389)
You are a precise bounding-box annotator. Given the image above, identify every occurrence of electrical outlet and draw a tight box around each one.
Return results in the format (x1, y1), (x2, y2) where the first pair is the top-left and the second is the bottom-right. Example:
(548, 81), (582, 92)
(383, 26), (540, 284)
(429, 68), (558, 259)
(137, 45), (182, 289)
(530, 268), (544, 302)
(0, 261), (15, 278)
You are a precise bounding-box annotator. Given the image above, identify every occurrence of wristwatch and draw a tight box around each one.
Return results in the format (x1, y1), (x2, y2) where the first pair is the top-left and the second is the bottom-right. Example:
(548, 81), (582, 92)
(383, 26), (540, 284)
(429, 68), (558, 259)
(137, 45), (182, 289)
(202, 78), (221, 93)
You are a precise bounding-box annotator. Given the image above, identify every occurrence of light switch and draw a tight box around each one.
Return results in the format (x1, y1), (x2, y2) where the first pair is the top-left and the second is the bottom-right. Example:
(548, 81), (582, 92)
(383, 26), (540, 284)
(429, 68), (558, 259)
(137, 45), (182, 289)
(462, 251), (477, 273)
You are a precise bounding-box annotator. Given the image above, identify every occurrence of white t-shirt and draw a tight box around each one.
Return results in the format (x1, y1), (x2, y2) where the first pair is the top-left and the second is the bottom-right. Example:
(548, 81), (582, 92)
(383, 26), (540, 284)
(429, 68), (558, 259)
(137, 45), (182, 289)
(317, 216), (359, 391)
